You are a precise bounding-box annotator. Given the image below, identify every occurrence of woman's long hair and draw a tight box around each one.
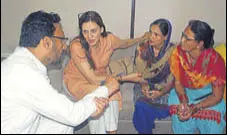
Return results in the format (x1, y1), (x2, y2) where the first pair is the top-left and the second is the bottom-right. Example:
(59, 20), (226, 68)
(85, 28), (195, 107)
(78, 11), (108, 69)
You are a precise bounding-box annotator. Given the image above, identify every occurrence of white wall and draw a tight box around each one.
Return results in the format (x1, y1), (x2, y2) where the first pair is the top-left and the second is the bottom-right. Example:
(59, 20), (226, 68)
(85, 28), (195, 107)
(1, 0), (131, 55)
(134, 0), (226, 43)
(1, 0), (226, 59)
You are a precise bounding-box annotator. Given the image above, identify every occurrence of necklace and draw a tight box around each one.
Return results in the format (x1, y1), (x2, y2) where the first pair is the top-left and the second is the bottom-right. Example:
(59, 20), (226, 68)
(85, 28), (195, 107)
(186, 53), (196, 66)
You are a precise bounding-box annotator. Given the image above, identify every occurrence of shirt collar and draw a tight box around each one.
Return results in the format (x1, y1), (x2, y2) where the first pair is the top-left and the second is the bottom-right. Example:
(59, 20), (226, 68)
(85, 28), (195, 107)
(15, 47), (47, 75)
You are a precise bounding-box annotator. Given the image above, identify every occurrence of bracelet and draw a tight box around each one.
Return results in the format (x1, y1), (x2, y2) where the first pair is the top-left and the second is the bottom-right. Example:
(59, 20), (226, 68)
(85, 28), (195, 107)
(178, 93), (188, 103)
(116, 72), (124, 81)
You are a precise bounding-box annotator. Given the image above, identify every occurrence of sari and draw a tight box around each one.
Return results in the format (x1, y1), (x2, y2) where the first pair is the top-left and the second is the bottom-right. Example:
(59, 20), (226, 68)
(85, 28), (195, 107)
(214, 43), (226, 102)
(168, 45), (226, 134)
(132, 19), (175, 134)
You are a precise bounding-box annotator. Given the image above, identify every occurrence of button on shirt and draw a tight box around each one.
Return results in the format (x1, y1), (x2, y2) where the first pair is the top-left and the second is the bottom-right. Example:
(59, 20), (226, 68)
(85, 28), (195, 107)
(1, 47), (108, 134)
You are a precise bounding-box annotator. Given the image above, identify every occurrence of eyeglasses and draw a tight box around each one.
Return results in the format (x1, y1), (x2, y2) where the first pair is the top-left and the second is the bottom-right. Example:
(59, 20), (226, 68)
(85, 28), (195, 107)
(52, 36), (69, 45)
(52, 36), (68, 40)
(181, 32), (195, 41)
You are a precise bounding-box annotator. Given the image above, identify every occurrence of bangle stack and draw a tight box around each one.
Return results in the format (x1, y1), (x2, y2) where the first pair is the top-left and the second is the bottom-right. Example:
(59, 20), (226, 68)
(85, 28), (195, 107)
(179, 93), (188, 103)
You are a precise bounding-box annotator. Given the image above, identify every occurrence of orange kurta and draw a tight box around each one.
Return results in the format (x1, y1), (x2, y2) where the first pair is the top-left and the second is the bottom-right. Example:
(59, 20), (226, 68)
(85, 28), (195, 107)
(64, 33), (123, 109)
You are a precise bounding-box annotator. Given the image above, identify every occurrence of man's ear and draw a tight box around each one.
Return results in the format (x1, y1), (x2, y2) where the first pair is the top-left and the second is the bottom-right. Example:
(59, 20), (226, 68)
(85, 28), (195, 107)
(42, 36), (53, 50)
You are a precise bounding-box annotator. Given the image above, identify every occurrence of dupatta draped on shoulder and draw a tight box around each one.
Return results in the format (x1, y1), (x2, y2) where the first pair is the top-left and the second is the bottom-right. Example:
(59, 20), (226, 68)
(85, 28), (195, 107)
(170, 45), (226, 89)
(135, 19), (175, 91)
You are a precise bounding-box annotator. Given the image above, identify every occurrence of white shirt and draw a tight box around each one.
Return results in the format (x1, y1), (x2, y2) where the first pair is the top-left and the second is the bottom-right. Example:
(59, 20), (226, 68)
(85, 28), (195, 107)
(1, 47), (108, 134)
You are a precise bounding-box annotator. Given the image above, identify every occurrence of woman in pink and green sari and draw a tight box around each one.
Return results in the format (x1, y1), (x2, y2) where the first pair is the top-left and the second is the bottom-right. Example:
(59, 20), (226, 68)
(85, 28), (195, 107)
(168, 20), (226, 134)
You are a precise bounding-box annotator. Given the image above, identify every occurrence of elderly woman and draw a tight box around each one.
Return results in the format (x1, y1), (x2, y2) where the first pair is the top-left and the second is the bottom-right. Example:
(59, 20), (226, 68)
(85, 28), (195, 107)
(132, 19), (176, 134)
(168, 20), (226, 134)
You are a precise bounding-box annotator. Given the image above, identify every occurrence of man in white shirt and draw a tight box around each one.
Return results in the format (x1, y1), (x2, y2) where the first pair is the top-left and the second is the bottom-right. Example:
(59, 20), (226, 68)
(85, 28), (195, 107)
(1, 10), (119, 134)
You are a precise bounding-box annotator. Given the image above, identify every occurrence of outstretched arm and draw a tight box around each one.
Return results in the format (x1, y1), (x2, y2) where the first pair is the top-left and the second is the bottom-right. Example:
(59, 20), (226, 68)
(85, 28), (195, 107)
(117, 32), (150, 49)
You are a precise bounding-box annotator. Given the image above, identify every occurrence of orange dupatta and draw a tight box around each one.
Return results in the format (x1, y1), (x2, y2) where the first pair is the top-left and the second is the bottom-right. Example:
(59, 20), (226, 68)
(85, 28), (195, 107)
(169, 45), (226, 89)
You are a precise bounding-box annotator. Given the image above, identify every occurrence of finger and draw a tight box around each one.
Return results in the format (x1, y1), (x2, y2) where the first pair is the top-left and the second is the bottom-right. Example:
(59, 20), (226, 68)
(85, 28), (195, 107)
(143, 86), (149, 91)
(105, 76), (112, 82)
(180, 114), (190, 121)
(94, 100), (102, 113)
(98, 97), (109, 106)
(100, 98), (109, 107)
(142, 88), (147, 93)
(145, 92), (149, 98)
(150, 93), (156, 100)
(145, 91), (152, 98)
(178, 112), (186, 120)
(149, 91), (155, 94)
(137, 73), (142, 77)
(95, 98), (106, 108)
(145, 90), (149, 95)
(178, 110), (191, 121)
(178, 115), (184, 121)
(140, 79), (148, 83)
(148, 94), (153, 99)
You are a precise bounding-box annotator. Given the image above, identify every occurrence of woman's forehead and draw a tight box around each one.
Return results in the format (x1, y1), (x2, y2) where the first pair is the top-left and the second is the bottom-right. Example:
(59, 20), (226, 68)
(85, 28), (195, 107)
(82, 21), (99, 29)
(150, 25), (161, 33)
(184, 26), (195, 37)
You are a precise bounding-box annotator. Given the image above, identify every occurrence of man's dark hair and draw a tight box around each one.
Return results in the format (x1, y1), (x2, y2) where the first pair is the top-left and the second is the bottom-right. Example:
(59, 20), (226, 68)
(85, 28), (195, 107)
(19, 10), (61, 47)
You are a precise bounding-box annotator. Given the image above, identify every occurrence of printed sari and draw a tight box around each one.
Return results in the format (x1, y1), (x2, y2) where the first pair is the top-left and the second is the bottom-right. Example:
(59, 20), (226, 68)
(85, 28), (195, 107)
(168, 45), (226, 134)
(214, 43), (226, 102)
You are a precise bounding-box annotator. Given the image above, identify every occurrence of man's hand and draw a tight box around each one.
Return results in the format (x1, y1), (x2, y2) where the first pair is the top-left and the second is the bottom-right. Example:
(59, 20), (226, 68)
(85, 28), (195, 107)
(91, 97), (109, 118)
(105, 76), (120, 97)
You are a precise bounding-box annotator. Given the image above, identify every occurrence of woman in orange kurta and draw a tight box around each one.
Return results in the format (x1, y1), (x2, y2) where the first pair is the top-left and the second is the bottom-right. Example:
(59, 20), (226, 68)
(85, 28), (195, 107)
(63, 11), (148, 134)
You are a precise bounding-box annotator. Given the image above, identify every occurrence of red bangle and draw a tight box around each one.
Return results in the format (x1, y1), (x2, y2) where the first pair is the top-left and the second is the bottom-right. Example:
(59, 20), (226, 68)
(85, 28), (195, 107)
(179, 94), (188, 103)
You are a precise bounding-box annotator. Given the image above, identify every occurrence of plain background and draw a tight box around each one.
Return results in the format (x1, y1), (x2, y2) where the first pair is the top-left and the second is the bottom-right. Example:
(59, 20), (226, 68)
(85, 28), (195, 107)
(1, 0), (226, 60)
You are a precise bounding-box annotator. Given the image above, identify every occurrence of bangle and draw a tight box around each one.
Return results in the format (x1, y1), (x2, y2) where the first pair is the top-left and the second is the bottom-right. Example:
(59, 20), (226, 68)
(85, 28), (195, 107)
(179, 93), (188, 103)
(116, 72), (124, 81)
